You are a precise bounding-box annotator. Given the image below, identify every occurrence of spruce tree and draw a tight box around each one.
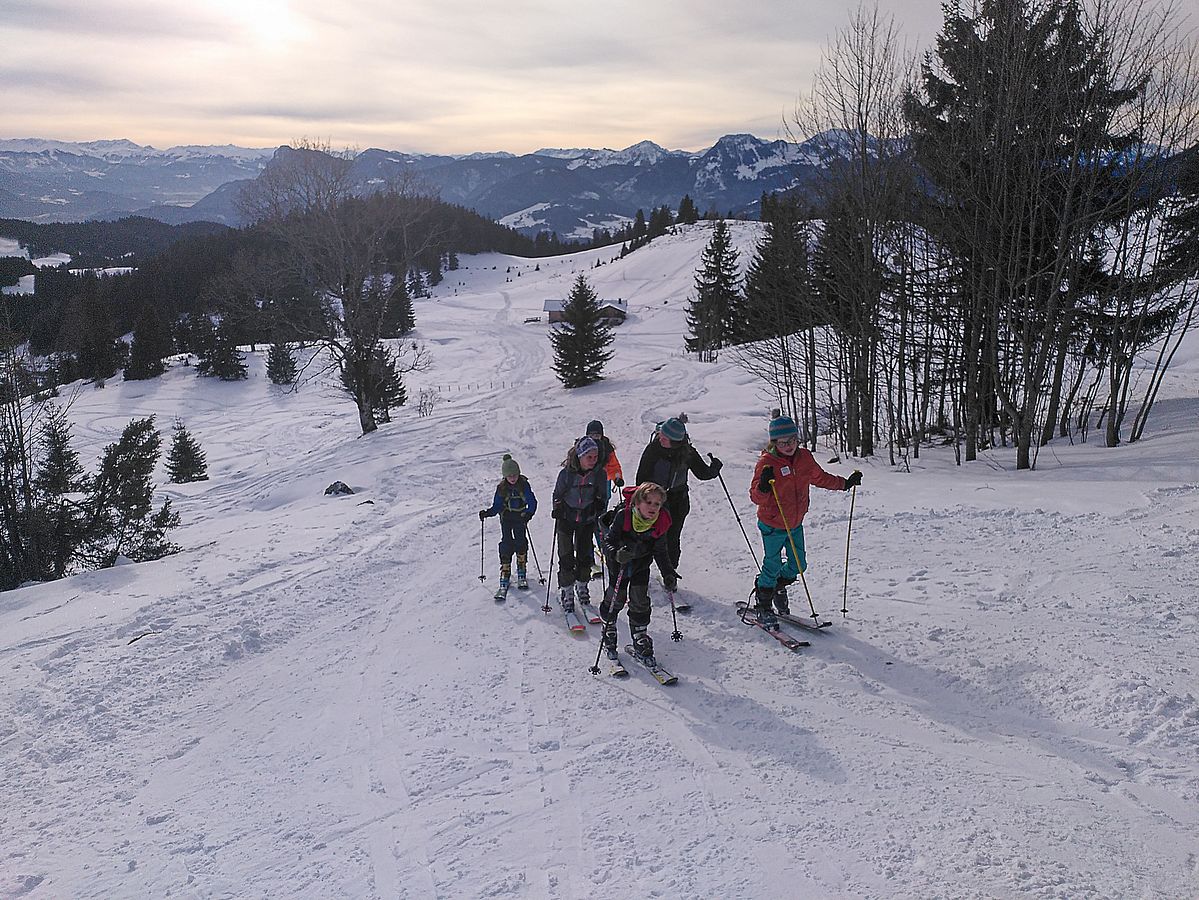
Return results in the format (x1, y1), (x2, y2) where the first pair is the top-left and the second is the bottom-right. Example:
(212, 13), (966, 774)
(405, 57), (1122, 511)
(80, 417), (179, 567)
(33, 405), (88, 579)
(677, 195), (700, 225)
(685, 220), (742, 356)
(550, 275), (614, 388)
(380, 276), (415, 338)
(166, 420), (208, 483)
(124, 303), (174, 381)
(195, 318), (247, 381)
(740, 199), (813, 343)
(340, 343), (407, 423)
(34, 405), (85, 497)
(266, 341), (298, 385)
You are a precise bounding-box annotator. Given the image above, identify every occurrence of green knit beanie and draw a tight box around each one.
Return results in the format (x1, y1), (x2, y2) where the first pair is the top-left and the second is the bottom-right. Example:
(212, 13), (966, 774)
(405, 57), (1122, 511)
(501, 454), (520, 477)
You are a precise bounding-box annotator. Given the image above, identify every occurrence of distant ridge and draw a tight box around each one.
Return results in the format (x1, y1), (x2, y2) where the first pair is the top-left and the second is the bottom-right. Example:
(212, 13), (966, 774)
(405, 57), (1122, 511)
(0, 132), (849, 235)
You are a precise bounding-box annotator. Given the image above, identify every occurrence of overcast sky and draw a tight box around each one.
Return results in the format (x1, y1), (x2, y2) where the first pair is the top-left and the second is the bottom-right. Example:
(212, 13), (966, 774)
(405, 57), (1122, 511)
(2, 1), (945, 154)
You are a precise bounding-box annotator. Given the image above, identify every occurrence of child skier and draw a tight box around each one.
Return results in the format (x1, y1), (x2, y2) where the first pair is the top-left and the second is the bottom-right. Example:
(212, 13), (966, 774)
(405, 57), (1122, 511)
(748, 415), (861, 628)
(479, 454), (538, 596)
(551, 436), (608, 612)
(599, 482), (677, 664)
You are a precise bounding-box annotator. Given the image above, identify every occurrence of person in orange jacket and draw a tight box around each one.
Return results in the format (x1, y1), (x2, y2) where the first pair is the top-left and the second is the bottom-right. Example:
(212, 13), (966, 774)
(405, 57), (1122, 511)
(748, 414), (861, 628)
(586, 420), (624, 492)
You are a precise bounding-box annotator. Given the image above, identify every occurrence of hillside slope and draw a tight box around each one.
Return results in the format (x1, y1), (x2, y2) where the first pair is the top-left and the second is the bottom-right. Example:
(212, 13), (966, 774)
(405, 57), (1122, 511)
(2, 223), (1197, 898)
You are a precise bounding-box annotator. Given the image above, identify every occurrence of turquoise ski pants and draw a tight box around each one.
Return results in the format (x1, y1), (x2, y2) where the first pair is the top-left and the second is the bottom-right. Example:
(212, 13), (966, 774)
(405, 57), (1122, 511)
(756, 521), (806, 588)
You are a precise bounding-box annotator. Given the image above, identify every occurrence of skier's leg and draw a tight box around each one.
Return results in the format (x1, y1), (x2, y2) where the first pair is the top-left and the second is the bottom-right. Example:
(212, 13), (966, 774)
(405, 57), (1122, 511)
(556, 521), (577, 606)
(627, 576), (654, 659)
(773, 524), (805, 614)
(754, 522), (786, 625)
(665, 493), (690, 572)
(574, 524), (593, 603)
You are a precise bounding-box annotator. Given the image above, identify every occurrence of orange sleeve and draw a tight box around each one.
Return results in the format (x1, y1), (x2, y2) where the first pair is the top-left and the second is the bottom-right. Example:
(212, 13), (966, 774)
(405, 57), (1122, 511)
(606, 449), (623, 481)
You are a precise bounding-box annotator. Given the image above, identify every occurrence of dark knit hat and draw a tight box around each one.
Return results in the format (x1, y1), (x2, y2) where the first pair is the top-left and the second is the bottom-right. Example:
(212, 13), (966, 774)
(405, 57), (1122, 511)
(501, 453), (520, 477)
(586, 420), (604, 436)
(768, 416), (799, 442)
(659, 417), (687, 442)
(576, 436), (599, 457)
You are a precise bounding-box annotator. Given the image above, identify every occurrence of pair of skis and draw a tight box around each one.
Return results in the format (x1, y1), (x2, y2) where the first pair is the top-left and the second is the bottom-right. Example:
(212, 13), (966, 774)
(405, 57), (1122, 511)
(735, 601), (829, 651)
(600, 645), (678, 684)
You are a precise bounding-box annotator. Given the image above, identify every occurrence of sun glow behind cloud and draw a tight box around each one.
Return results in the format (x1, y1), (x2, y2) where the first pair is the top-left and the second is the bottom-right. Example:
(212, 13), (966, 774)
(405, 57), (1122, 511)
(206, 0), (310, 50)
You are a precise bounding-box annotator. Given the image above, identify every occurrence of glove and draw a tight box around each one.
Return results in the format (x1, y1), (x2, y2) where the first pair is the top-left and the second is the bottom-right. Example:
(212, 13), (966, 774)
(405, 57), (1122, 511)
(708, 453), (722, 473)
(613, 476), (624, 488)
(550, 505), (560, 520)
(663, 571), (679, 592)
(478, 509), (488, 520)
(616, 546), (635, 564)
(845, 470), (863, 490)
(521, 510), (532, 521)
(757, 466), (774, 494)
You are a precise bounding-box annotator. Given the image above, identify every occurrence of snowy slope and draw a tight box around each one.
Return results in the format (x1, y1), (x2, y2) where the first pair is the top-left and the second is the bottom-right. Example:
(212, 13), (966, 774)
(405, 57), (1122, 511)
(2, 223), (1197, 899)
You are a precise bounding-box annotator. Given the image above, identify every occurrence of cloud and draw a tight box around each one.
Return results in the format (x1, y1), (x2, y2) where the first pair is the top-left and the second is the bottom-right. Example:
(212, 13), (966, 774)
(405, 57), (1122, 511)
(1, 0), (946, 153)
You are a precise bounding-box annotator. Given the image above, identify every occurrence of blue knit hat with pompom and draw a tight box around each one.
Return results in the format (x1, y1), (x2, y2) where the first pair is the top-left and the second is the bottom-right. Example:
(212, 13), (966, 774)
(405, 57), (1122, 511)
(768, 416), (799, 442)
(659, 417), (687, 442)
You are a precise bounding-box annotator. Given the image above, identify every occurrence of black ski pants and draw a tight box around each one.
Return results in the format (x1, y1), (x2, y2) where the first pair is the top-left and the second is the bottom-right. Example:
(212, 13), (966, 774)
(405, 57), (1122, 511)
(600, 559), (652, 628)
(663, 490), (690, 572)
(497, 514), (528, 562)
(555, 518), (594, 588)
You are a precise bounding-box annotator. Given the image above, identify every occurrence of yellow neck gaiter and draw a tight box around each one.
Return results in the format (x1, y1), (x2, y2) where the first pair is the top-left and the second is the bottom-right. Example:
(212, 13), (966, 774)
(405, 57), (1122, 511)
(631, 508), (657, 533)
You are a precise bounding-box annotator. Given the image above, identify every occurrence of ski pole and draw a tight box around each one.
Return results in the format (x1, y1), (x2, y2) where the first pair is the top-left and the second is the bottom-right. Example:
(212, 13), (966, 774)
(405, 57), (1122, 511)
(667, 590), (682, 642)
(769, 479), (823, 622)
(528, 530), (546, 584)
(478, 516), (487, 583)
(715, 469), (760, 569)
(589, 563), (626, 675)
(543, 526), (557, 614)
(842, 485), (857, 617)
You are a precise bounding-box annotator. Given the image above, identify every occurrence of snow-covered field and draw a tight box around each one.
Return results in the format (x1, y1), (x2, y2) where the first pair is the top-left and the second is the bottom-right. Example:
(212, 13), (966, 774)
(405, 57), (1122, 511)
(2, 223), (1197, 899)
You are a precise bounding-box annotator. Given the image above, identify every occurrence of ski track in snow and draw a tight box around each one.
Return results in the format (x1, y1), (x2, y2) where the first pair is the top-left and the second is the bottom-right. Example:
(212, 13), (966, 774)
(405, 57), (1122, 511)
(2, 223), (1198, 898)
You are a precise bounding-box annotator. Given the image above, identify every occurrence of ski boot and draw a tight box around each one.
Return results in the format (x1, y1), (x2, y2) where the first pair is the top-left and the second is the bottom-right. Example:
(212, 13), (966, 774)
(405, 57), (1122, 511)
(630, 624), (656, 664)
(516, 553), (529, 590)
(601, 619), (619, 658)
(559, 585), (576, 613)
(575, 580), (591, 607)
(494, 564), (511, 601)
(753, 585), (779, 630)
(773, 578), (792, 616)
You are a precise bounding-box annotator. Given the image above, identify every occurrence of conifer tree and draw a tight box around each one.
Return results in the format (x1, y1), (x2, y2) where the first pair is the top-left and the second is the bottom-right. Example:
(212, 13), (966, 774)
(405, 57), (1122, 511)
(124, 303), (174, 381)
(677, 195), (700, 225)
(79, 417), (179, 567)
(166, 419), (208, 483)
(407, 268), (426, 299)
(33, 405), (88, 578)
(550, 275), (614, 388)
(380, 275), (415, 338)
(266, 341), (298, 385)
(340, 343), (407, 423)
(740, 199), (813, 343)
(195, 318), (247, 381)
(686, 220), (742, 357)
(631, 210), (648, 249)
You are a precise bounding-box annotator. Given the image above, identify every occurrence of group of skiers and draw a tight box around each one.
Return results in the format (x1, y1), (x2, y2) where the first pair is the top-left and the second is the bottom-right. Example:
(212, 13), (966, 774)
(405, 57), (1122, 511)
(480, 413), (862, 666)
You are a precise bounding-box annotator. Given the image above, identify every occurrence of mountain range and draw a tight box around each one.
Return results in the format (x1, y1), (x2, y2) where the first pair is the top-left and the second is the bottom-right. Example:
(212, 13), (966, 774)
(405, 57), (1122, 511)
(0, 133), (839, 237)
